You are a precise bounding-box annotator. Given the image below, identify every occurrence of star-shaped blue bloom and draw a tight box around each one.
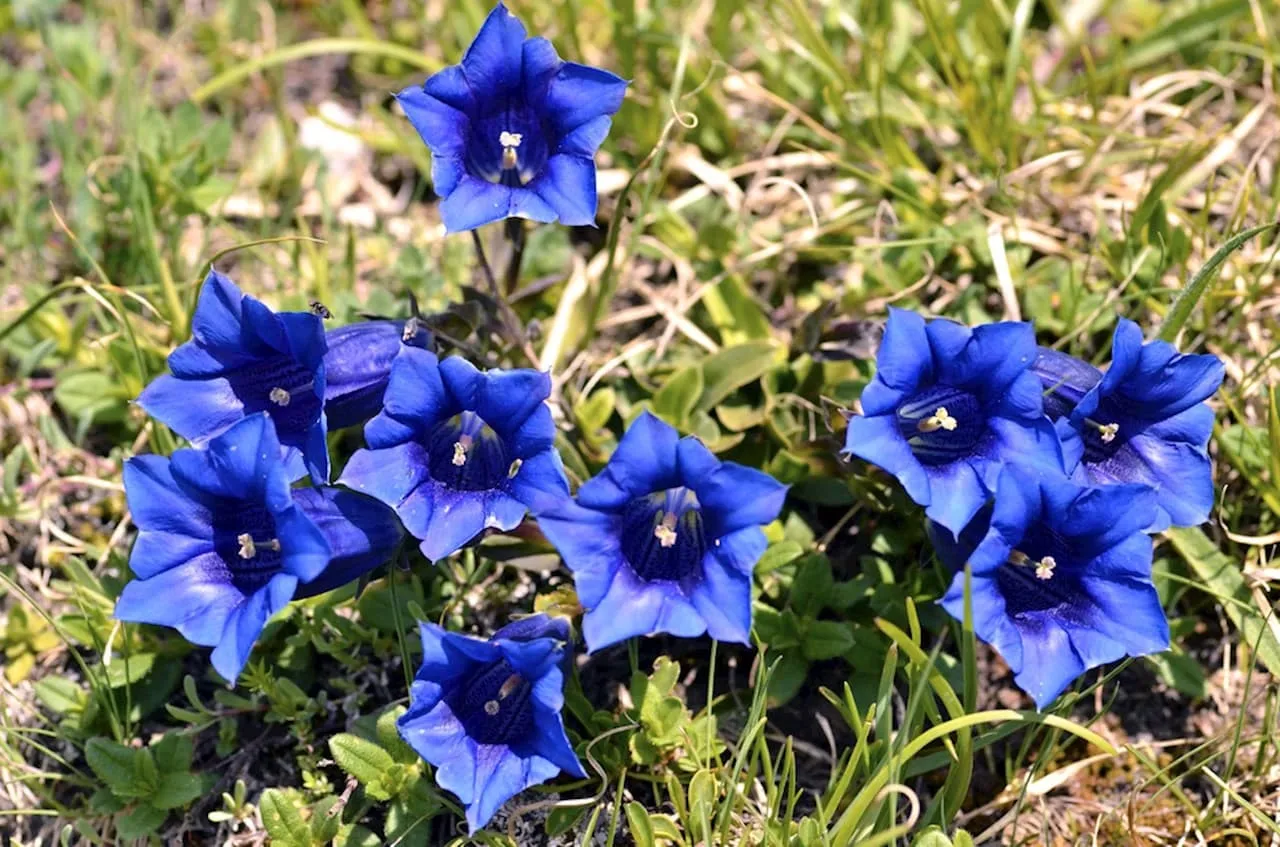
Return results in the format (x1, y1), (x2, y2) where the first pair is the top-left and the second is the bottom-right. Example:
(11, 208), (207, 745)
(322, 318), (432, 431)
(397, 614), (585, 832)
(938, 466), (1169, 709)
(114, 414), (402, 682)
(339, 348), (566, 562)
(1049, 319), (1224, 531)
(533, 412), (788, 652)
(396, 3), (628, 232)
(137, 270), (330, 483)
(843, 308), (1063, 537)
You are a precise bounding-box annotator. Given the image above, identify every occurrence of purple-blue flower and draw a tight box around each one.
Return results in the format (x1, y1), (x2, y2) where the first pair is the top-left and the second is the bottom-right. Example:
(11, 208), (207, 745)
(114, 414), (402, 682)
(137, 270), (330, 483)
(534, 412), (787, 652)
(1044, 319), (1224, 531)
(338, 348), (565, 562)
(396, 3), (628, 232)
(938, 466), (1169, 709)
(397, 614), (584, 832)
(843, 308), (1063, 537)
(322, 318), (432, 430)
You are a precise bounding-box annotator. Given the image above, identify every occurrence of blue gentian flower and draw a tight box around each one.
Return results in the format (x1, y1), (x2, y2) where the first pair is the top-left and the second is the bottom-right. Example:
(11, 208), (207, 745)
(137, 270), (330, 482)
(339, 348), (565, 562)
(938, 466), (1169, 709)
(397, 614), (584, 832)
(1029, 346), (1102, 422)
(534, 412), (787, 652)
(114, 414), (402, 682)
(843, 308), (1063, 537)
(396, 3), (628, 232)
(1054, 319), (1224, 531)
(323, 318), (432, 430)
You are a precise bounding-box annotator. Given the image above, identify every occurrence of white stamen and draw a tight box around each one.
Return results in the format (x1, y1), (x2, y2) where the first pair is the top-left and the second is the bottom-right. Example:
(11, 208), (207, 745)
(654, 512), (679, 548)
(508, 458), (523, 479)
(1035, 556), (1057, 581)
(917, 406), (958, 433)
(1099, 422), (1119, 443)
(237, 533), (280, 559)
(269, 387), (291, 406)
(402, 316), (421, 343)
(499, 131), (523, 148)
(498, 674), (523, 700)
(484, 700), (500, 716)
(452, 434), (474, 467)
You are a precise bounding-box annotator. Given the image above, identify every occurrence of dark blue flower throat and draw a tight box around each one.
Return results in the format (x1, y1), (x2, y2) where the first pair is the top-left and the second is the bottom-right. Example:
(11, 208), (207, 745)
(426, 411), (513, 491)
(228, 354), (321, 436)
(620, 487), (708, 582)
(466, 100), (551, 187)
(993, 529), (1084, 619)
(895, 385), (985, 465)
(210, 501), (283, 594)
(448, 658), (534, 745)
(1077, 398), (1128, 465)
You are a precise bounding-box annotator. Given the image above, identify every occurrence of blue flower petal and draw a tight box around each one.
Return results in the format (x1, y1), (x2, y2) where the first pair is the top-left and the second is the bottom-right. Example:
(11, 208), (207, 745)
(128, 530), (214, 581)
(1009, 615), (1087, 709)
(171, 414), (293, 513)
(1058, 482), (1157, 553)
(123, 455), (211, 539)
(510, 186), (560, 222)
(694, 461), (787, 538)
(418, 486), (490, 561)
(364, 347), (450, 448)
(460, 2), (527, 96)
(843, 413), (931, 506)
(494, 614), (571, 644)
(339, 443), (430, 513)
(509, 448), (571, 514)
(269, 505), (332, 584)
(469, 746), (553, 832)
(945, 321), (1036, 396)
(577, 411), (680, 509)
(1097, 319), (1224, 418)
(396, 87), (470, 160)
(293, 487), (404, 597)
(984, 414), (1065, 477)
(557, 115), (613, 157)
(398, 699), (478, 798)
(508, 403), (558, 458)
(209, 573), (297, 683)
(859, 307), (932, 415)
(688, 529), (762, 644)
(537, 502), (623, 608)
(675, 436), (721, 489)
(440, 177), (512, 232)
(542, 62), (628, 137)
(114, 552), (245, 645)
(940, 570), (1021, 670)
(166, 270), (248, 376)
(1145, 402), (1215, 446)
(422, 63), (476, 114)
(531, 155), (597, 226)
(521, 37), (562, 100)
(1031, 347), (1101, 421)
(439, 355), (485, 407)
(137, 374), (244, 444)
(1085, 436), (1212, 530)
(921, 460), (988, 538)
(527, 674), (587, 777)
(582, 565), (705, 652)
(474, 368), (551, 437)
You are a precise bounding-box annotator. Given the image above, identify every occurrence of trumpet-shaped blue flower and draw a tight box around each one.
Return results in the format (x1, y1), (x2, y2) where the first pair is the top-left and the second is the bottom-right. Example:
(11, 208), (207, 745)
(843, 308), (1063, 537)
(1054, 319), (1224, 531)
(939, 466), (1169, 709)
(534, 412), (787, 652)
(396, 3), (628, 232)
(1029, 346), (1102, 422)
(114, 414), (402, 682)
(397, 614), (584, 832)
(339, 348), (565, 562)
(322, 318), (432, 430)
(137, 270), (330, 482)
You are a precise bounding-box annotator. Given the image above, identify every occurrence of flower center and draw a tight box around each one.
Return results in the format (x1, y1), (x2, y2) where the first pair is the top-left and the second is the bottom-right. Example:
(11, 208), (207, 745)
(896, 386), (984, 465)
(449, 659), (534, 746)
(466, 100), (549, 187)
(227, 354), (321, 436)
(211, 503), (283, 593)
(1009, 549), (1057, 581)
(1080, 399), (1131, 463)
(619, 487), (708, 582)
(426, 411), (511, 491)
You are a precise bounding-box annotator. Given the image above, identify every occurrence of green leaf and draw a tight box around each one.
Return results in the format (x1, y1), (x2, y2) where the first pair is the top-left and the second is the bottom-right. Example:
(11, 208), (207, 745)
(695, 341), (778, 414)
(1158, 221), (1279, 342)
(152, 733), (194, 774)
(85, 738), (149, 799)
(911, 827), (955, 847)
(624, 803), (655, 847)
(150, 774), (206, 810)
(765, 653), (809, 707)
(575, 387), (616, 436)
(756, 540), (803, 576)
(653, 366), (704, 427)
(336, 824), (382, 847)
(375, 706), (417, 764)
(310, 796), (343, 844)
(1146, 651), (1207, 699)
(34, 677), (85, 715)
(802, 620), (855, 661)
(115, 803), (167, 840)
(1268, 385), (1280, 488)
(790, 554), (835, 618)
(1168, 526), (1280, 677)
(328, 733), (396, 790)
(259, 789), (312, 847)
(104, 652), (156, 688)
(702, 274), (772, 344)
